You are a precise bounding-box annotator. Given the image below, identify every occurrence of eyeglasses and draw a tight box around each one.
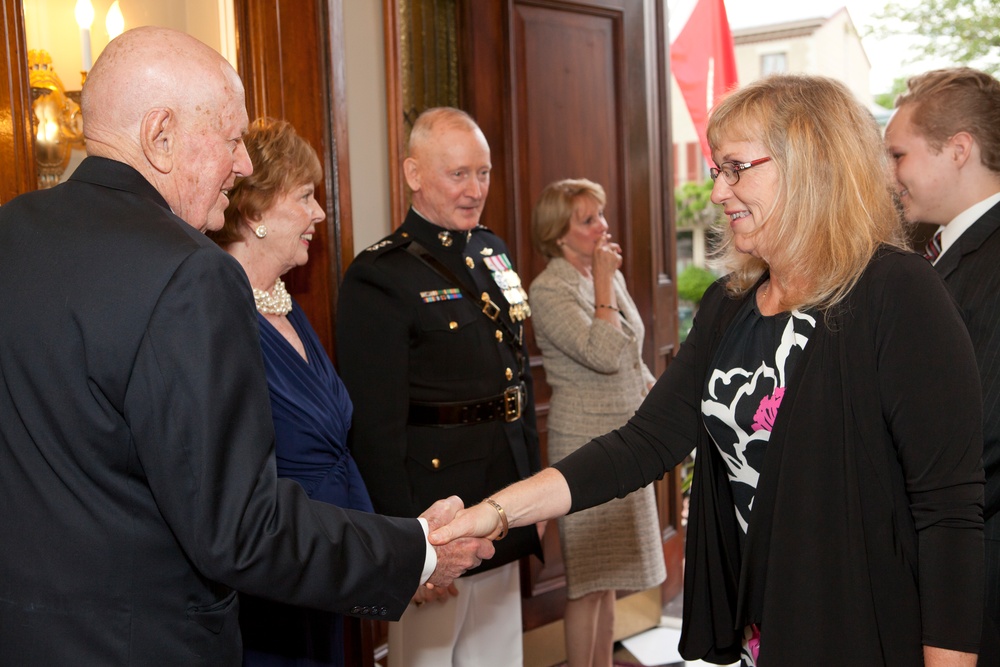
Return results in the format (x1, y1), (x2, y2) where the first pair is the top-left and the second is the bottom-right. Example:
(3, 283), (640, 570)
(709, 157), (771, 185)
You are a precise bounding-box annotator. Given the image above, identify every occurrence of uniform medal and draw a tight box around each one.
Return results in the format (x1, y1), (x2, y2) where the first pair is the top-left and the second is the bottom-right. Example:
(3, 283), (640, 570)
(484, 254), (530, 321)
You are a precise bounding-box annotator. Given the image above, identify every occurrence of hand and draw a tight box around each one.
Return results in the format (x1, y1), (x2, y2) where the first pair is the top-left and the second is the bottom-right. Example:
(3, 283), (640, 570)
(419, 495), (465, 533)
(411, 582), (459, 608)
(420, 497), (495, 589)
(591, 233), (622, 282)
(425, 537), (494, 589)
(428, 501), (503, 545)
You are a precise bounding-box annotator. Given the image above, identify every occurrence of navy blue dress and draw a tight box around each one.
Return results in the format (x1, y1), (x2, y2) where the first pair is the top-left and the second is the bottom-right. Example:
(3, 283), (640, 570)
(241, 300), (374, 667)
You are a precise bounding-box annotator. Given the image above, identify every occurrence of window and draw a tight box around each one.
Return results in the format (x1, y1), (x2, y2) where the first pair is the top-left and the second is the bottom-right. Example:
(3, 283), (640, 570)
(760, 52), (787, 76)
(686, 143), (701, 183)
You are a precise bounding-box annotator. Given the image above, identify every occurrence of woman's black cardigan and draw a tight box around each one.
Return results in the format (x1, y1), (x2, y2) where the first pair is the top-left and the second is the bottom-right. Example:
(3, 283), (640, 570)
(553, 248), (985, 665)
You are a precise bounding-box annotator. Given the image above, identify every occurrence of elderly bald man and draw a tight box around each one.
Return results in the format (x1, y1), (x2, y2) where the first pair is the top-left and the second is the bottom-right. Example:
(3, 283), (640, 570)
(0, 27), (492, 666)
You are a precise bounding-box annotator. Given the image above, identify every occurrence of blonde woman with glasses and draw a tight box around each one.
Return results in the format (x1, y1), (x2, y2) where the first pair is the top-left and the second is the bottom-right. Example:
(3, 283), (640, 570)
(433, 74), (985, 667)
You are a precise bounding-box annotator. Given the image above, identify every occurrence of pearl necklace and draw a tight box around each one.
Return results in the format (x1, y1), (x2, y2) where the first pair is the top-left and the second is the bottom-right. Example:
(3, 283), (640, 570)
(253, 278), (292, 316)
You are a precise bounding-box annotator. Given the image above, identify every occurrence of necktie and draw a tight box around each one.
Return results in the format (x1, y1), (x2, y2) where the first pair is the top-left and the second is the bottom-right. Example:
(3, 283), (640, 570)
(923, 229), (943, 262)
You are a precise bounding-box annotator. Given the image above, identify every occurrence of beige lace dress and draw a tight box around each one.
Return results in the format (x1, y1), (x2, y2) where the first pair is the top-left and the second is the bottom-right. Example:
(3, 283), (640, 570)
(529, 257), (666, 599)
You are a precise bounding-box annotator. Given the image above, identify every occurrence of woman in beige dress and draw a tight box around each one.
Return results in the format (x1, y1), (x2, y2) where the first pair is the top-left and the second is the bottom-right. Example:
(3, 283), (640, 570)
(530, 178), (666, 667)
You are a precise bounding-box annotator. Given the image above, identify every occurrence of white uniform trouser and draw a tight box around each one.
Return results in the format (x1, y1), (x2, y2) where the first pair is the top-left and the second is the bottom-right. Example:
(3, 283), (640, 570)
(388, 561), (522, 667)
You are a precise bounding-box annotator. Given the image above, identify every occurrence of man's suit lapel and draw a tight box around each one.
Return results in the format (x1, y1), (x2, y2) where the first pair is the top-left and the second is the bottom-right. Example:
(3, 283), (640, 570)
(934, 201), (1000, 279)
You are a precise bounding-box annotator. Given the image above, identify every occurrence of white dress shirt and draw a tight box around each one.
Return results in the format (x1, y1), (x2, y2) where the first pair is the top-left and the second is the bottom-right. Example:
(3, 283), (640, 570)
(932, 191), (1000, 264)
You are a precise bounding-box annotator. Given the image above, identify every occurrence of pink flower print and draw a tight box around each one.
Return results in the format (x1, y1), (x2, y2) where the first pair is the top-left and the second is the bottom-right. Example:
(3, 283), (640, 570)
(748, 624), (761, 663)
(752, 387), (785, 432)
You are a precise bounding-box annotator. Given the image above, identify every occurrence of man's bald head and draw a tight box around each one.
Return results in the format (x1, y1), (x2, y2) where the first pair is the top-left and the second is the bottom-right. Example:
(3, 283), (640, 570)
(407, 107), (484, 160)
(83, 27), (239, 161)
(403, 107), (491, 231)
(80, 27), (252, 231)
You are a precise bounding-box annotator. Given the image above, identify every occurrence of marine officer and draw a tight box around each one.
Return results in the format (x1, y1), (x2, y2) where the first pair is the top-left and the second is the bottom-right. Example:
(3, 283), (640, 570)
(337, 107), (541, 667)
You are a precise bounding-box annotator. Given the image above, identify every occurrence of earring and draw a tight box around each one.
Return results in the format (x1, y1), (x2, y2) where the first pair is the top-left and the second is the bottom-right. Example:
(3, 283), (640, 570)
(255, 224), (268, 239)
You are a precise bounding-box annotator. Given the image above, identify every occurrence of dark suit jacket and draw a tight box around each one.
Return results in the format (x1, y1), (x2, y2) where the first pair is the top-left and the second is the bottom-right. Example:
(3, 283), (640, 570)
(932, 201), (1000, 661)
(337, 209), (542, 573)
(556, 248), (984, 664)
(934, 201), (1000, 531)
(0, 157), (425, 666)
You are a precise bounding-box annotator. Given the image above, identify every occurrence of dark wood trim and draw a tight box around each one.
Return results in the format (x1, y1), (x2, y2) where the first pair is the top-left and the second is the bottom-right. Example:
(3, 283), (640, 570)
(233, 0), (352, 357)
(654, 0), (684, 605)
(656, 0), (677, 291)
(321, 0), (353, 331)
(383, 0), (409, 229)
(325, 0), (353, 278)
(0, 0), (36, 204)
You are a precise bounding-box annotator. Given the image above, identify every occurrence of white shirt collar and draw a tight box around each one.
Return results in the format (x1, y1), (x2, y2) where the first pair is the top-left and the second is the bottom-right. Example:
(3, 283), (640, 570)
(933, 191), (1000, 263)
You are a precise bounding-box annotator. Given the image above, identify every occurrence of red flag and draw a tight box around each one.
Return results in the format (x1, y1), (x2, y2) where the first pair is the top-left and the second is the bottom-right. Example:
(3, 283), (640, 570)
(670, 0), (739, 165)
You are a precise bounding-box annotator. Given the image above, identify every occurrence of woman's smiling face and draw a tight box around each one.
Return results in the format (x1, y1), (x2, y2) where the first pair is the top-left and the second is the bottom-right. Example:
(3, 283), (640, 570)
(257, 181), (325, 275)
(710, 137), (779, 261)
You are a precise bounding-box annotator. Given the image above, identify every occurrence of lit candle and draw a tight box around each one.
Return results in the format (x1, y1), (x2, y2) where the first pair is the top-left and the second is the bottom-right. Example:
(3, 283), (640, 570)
(106, 2), (125, 41)
(75, 0), (95, 71)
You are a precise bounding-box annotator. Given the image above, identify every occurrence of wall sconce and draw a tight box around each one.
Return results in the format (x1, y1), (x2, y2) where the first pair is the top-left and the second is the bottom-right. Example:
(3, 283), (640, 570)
(26, 2), (127, 189)
(28, 50), (85, 189)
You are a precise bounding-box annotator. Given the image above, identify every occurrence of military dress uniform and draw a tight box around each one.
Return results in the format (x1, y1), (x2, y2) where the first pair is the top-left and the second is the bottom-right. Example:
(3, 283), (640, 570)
(337, 208), (541, 667)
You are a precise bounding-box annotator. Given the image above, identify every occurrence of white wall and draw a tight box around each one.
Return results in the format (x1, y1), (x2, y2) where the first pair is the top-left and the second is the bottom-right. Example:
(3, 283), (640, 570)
(812, 9), (871, 103)
(342, 0), (393, 256)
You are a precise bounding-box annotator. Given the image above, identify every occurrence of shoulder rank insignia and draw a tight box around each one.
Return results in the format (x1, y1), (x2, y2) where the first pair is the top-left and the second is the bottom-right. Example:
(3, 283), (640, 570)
(366, 239), (393, 252)
(420, 288), (462, 303)
(484, 254), (531, 321)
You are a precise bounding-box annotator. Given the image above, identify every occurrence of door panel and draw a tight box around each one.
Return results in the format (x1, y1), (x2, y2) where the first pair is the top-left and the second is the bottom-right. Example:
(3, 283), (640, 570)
(458, 0), (681, 632)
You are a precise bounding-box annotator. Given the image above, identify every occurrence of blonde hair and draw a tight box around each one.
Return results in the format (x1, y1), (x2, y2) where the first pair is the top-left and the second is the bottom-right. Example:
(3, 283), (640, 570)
(707, 74), (905, 312)
(532, 179), (607, 258)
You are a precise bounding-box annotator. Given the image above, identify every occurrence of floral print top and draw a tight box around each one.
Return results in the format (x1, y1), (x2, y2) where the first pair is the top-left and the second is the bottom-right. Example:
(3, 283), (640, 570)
(701, 294), (816, 666)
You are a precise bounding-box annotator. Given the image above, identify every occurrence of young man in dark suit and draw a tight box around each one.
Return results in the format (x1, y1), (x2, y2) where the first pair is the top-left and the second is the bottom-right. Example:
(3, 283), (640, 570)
(0, 27), (491, 666)
(337, 108), (541, 666)
(886, 66), (1000, 662)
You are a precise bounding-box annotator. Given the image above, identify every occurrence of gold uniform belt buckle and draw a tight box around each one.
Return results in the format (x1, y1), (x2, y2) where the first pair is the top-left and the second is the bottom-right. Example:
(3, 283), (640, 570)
(503, 385), (523, 422)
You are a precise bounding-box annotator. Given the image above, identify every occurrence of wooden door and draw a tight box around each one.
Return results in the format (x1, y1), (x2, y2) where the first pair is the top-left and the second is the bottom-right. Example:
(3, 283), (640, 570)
(0, 0), (36, 204)
(457, 0), (683, 632)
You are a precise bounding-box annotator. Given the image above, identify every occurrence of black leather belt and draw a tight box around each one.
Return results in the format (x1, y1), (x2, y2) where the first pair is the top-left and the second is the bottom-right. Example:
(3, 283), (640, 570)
(409, 383), (525, 426)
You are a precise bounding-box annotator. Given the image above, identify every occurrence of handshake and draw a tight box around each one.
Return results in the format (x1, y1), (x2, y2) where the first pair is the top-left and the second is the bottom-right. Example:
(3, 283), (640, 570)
(417, 468), (568, 590)
(417, 495), (512, 590)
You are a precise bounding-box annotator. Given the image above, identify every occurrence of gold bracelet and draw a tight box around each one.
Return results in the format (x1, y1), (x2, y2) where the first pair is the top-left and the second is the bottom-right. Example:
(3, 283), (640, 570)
(484, 498), (509, 541)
